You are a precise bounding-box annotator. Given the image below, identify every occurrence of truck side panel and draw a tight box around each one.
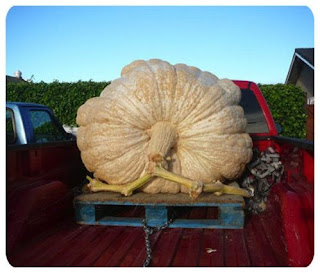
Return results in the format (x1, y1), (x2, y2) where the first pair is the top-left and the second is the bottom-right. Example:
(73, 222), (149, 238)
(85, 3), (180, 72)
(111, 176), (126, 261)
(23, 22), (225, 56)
(6, 142), (87, 253)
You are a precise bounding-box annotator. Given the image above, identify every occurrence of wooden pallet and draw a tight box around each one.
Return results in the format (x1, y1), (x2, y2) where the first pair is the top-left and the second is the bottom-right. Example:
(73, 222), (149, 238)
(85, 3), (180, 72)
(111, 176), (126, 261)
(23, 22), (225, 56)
(74, 184), (245, 229)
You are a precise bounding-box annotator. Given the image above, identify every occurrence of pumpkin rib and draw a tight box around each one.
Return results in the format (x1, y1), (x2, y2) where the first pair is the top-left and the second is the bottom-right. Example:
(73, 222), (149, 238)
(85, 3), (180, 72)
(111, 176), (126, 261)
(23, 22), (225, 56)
(94, 142), (148, 184)
(177, 146), (217, 183)
(170, 64), (203, 125)
(173, 67), (211, 127)
(145, 61), (164, 121)
(177, 85), (227, 130)
(179, 106), (247, 137)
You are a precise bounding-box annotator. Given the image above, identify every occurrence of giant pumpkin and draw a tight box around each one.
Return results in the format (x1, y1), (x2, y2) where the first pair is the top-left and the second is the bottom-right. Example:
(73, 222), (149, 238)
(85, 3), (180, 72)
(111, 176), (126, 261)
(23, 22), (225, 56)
(76, 59), (253, 198)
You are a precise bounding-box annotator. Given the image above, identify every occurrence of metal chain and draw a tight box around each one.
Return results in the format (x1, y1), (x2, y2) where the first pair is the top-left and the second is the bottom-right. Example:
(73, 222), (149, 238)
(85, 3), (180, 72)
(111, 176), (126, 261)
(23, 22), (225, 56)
(142, 218), (173, 267)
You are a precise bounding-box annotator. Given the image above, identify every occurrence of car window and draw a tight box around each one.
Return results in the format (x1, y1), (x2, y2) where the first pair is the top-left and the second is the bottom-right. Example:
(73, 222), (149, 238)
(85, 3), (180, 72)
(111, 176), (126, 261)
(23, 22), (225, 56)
(6, 109), (16, 144)
(29, 110), (67, 143)
(239, 89), (269, 134)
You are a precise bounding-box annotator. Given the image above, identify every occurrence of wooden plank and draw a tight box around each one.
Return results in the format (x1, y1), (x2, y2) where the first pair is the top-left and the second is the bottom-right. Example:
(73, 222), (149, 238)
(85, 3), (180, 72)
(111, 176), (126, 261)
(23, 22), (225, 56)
(75, 203), (95, 224)
(74, 185), (245, 230)
(75, 191), (244, 206)
(169, 219), (228, 229)
(78, 213), (242, 229)
(220, 206), (244, 228)
(96, 216), (142, 227)
(145, 205), (168, 226)
(75, 203), (243, 229)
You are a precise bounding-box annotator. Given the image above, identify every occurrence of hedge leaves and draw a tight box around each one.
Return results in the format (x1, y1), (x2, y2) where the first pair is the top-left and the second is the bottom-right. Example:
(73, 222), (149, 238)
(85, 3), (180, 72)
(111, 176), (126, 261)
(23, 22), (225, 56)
(259, 84), (307, 138)
(6, 81), (307, 138)
(6, 81), (110, 126)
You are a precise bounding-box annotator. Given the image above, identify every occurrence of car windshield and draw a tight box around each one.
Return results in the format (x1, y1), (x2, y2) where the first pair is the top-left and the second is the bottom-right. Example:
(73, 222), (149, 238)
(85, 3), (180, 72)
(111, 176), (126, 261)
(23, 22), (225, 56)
(29, 110), (67, 143)
(6, 108), (16, 144)
(239, 88), (269, 134)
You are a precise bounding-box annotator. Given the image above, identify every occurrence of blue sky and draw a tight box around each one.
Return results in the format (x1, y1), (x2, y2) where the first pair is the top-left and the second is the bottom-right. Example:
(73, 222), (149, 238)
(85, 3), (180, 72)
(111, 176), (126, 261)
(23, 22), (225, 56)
(6, 6), (314, 84)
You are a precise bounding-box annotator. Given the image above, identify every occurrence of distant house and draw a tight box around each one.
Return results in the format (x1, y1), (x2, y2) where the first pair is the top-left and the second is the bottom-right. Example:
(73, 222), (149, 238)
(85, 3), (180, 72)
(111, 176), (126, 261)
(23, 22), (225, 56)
(6, 70), (26, 84)
(285, 48), (314, 104)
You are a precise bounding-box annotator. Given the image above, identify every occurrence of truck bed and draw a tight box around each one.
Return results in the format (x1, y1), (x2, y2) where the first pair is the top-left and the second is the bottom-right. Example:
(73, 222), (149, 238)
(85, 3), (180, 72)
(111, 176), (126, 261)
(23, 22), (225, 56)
(6, 137), (314, 267)
(7, 205), (287, 267)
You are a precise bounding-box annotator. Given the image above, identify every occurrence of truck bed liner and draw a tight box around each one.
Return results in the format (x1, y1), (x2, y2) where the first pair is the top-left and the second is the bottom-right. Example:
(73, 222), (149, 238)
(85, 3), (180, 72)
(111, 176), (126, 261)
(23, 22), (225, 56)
(7, 210), (287, 267)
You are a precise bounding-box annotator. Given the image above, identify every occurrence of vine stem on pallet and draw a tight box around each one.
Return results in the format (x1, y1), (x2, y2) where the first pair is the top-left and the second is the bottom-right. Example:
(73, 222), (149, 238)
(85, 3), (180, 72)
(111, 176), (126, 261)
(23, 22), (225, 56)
(87, 164), (252, 198)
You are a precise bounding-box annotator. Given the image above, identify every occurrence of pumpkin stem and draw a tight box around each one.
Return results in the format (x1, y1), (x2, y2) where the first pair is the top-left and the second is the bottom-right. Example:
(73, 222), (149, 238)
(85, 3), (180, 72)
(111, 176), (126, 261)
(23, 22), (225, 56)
(87, 176), (125, 193)
(203, 181), (251, 197)
(146, 121), (177, 170)
(86, 174), (153, 196)
(152, 165), (203, 198)
(121, 173), (153, 196)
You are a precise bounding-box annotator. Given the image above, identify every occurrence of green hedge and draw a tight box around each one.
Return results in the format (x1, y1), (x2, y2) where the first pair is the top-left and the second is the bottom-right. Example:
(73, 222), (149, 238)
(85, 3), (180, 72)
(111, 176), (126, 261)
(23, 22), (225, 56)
(259, 84), (307, 138)
(6, 81), (307, 138)
(6, 81), (110, 126)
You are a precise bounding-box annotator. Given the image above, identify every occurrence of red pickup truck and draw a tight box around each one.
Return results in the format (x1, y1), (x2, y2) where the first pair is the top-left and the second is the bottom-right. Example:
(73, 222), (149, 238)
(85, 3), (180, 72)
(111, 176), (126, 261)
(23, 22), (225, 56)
(6, 81), (314, 267)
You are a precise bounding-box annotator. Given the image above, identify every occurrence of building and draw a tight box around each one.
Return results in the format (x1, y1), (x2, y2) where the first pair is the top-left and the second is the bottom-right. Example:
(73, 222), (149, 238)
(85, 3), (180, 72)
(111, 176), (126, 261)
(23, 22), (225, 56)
(286, 48), (314, 140)
(285, 48), (314, 104)
(6, 70), (26, 83)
